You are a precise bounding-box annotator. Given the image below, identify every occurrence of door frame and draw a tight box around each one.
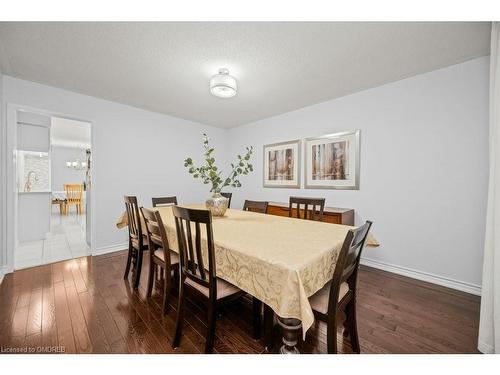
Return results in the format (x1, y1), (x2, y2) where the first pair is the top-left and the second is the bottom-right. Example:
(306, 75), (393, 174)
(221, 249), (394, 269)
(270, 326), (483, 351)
(4, 103), (96, 273)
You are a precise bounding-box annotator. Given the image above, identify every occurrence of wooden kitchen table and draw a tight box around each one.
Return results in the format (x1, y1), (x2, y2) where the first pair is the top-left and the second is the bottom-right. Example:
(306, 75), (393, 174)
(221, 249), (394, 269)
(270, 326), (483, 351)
(116, 205), (378, 353)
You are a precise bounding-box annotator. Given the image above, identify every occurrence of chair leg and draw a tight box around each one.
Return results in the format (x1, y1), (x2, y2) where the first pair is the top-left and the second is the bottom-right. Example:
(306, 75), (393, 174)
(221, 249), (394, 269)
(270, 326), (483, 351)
(133, 249), (143, 289)
(173, 267), (180, 286)
(205, 303), (217, 354)
(342, 310), (349, 337)
(326, 311), (339, 354)
(252, 297), (262, 340)
(162, 267), (171, 315)
(173, 279), (186, 349)
(146, 259), (155, 297)
(123, 240), (133, 279)
(345, 299), (360, 353)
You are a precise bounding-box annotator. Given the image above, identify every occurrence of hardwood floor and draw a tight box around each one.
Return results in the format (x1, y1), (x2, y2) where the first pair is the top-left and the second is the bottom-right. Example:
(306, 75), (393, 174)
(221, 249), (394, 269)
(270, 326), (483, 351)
(0, 250), (480, 354)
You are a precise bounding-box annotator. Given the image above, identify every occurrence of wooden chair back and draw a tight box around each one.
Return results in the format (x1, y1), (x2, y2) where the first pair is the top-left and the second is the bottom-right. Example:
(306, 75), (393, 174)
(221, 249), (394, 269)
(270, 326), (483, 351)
(64, 184), (83, 204)
(220, 192), (232, 208)
(327, 221), (373, 312)
(141, 207), (172, 268)
(172, 206), (217, 298)
(152, 196), (178, 207)
(243, 200), (269, 214)
(124, 196), (142, 241)
(288, 196), (326, 221)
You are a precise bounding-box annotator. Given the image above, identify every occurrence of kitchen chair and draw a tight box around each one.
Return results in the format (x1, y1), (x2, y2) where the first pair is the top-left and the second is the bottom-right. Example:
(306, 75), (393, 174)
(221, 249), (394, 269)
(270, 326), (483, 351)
(123, 196), (148, 289)
(141, 207), (179, 314)
(308, 220), (373, 353)
(152, 196), (178, 207)
(242, 200), (269, 214)
(172, 206), (246, 353)
(288, 196), (326, 221)
(64, 184), (84, 214)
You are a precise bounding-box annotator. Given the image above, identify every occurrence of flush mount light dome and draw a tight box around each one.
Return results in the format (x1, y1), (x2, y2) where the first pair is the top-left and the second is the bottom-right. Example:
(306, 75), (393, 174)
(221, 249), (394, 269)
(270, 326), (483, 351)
(210, 68), (237, 98)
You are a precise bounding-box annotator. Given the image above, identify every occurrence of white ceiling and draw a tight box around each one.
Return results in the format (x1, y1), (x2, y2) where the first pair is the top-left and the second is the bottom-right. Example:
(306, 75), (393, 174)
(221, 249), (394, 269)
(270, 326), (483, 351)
(0, 22), (491, 129)
(51, 117), (91, 149)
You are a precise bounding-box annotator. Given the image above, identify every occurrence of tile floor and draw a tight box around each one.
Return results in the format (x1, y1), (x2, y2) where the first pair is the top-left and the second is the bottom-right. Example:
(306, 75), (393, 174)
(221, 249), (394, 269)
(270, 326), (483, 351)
(15, 209), (90, 269)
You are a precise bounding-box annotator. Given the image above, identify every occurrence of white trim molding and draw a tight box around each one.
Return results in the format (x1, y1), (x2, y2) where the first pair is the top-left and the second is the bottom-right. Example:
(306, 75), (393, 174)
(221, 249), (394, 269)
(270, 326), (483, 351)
(93, 242), (128, 257)
(360, 257), (482, 296)
(4, 103), (97, 275)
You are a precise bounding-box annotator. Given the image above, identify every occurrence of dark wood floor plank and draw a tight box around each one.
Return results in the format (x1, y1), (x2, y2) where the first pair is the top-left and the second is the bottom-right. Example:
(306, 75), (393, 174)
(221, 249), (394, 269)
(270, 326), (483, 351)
(15, 268), (34, 309)
(78, 291), (112, 353)
(85, 285), (123, 346)
(53, 281), (77, 353)
(51, 262), (64, 285)
(61, 262), (76, 289)
(10, 305), (29, 339)
(0, 252), (481, 354)
(70, 260), (88, 293)
(65, 284), (93, 353)
(26, 288), (43, 337)
(41, 284), (58, 348)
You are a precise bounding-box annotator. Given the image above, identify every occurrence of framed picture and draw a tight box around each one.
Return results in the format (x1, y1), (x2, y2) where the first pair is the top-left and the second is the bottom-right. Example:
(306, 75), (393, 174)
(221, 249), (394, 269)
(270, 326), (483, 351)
(263, 139), (301, 188)
(305, 130), (360, 190)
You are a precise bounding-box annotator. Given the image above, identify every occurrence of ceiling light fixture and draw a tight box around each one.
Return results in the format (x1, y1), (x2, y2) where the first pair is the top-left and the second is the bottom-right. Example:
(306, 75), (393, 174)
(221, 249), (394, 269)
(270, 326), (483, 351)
(210, 68), (237, 98)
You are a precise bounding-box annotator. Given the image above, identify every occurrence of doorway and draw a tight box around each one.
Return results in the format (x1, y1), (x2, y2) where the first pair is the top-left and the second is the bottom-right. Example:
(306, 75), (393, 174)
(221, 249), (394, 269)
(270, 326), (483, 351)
(12, 109), (92, 270)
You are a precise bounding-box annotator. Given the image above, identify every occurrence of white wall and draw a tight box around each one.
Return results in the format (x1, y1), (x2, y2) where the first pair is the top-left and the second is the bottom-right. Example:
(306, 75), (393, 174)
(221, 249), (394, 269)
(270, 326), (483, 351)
(51, 146), (87, 191)
(2, 76), (229, 256)
(227, 57), (490, 293)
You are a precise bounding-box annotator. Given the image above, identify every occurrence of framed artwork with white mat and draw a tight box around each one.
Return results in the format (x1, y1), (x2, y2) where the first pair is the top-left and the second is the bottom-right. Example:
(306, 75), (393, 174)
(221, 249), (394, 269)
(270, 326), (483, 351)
(305, 130), (360, 190)
(263, 139), (301, 188)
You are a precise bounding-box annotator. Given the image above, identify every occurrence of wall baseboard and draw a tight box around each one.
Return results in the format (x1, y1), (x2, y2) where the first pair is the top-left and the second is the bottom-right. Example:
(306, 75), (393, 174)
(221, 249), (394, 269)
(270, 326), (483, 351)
(360, 257), (482, 296)
(93, 242), (128, 256)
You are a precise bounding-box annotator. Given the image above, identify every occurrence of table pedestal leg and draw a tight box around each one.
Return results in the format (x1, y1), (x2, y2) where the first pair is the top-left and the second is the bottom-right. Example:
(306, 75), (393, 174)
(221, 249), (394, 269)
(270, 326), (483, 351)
(277, 317), (301, 354)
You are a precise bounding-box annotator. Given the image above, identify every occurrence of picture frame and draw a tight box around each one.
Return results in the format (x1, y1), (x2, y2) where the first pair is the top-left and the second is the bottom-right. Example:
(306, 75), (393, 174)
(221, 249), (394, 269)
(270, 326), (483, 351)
(304, 130), (360, 190)
(263, 139), (301, 188)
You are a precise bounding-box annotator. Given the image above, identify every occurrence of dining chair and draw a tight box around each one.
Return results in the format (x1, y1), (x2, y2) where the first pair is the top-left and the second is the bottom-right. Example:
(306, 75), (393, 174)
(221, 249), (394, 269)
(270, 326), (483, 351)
(172, 206), (246, 353)
(64, 184), (84, 214)
(220, 192), (232, 208)
(288, 196), (326, 221)
(308, 220), (373, 354)
(123, 196), (148, 289)
(141, 207), (179, 314)
(152, 196), (178, 207)
(242, 200), (269, 214)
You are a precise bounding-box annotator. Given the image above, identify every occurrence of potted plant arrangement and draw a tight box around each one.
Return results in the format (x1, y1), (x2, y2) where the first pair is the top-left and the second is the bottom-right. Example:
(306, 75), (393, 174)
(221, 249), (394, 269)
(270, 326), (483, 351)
(184, 134), (253, 217)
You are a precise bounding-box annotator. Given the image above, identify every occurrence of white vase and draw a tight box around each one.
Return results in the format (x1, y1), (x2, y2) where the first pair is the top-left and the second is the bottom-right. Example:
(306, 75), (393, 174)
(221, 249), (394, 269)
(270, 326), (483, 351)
(205, 192), (229, 217)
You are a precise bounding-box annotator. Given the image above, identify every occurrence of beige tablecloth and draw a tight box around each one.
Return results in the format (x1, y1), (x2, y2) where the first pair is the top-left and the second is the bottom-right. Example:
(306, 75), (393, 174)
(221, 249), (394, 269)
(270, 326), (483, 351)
(116, 205), (378, 337)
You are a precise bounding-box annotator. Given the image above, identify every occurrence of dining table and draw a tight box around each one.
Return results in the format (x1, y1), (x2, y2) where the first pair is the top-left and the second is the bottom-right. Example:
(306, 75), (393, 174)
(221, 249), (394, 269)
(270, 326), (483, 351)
(116, 204), (379, 353)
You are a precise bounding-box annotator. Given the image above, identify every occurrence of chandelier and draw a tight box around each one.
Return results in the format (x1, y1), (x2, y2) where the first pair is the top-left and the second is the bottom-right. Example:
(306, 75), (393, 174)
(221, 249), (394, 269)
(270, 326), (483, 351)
(65, 159), (87, 170)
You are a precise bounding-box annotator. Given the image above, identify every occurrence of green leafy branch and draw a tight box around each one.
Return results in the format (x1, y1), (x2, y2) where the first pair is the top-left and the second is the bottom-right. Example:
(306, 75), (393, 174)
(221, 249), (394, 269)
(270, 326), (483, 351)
(184, 134), (253, 193)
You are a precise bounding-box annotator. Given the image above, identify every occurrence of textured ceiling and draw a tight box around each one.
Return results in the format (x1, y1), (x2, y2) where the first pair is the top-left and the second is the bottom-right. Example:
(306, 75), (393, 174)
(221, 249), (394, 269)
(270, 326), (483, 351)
(0, 22), (491, 128)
